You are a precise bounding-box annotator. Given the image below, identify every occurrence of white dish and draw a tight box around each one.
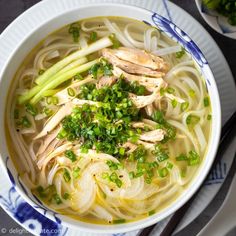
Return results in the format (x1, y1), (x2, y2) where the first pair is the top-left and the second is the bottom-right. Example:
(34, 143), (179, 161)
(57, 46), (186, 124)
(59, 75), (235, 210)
(195, 0), (236, 39)
(0, 0), (235, 236)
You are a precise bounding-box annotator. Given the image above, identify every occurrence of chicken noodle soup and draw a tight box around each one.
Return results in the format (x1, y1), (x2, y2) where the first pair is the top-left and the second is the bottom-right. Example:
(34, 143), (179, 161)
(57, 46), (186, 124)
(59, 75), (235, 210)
(6, 17), (212, 224)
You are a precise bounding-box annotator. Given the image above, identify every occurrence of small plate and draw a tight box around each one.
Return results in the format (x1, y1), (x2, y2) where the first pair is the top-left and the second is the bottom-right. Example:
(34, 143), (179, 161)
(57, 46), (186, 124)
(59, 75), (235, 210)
(195, 0), (236, 39)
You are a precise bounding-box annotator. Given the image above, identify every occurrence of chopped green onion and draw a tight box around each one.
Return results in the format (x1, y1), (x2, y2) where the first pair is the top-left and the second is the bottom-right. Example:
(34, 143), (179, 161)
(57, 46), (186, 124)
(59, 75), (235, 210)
(74, 73), (83, 80)
(63, 192), (70, 200)
(52, 96), (59, 105)
(145, 177), (152, 184)
(109, 172), (122, 188)
(68, 23), (80, 42)
(166, 162), (173, 169)
(64, 150), (77, 162)
(189, 89), (196, 98)
(89, 31), (97, 42)
(36, 186), (46, 198)
(63, 169), (71, 182)
(129, 171), (135, 179)
(20, 116), (31, 128)
(115, 179), (122, 188)
(52, 194), (62, 205)
(171, 99), (178, 108)
(46, 97), (52, 105)
(176, 153), (188, 161)
(113, 219), (126, 224)
(119, 147), (125, 156)
(109, 172), (118, 182)
(154, 144), (169, 162)
(167, 87), (175, 94)
(109, 33), (121, 49)
(152, 110), (165, 124)
(157, 152), (169, 162)
(160, 87), (166, 96)
(204, 96), (210, 107)
(186, 114), (200, 126)
(148, 210), (156, 216)
(106, 160), (123, 170)
(72, 167), (80, 179)
(102, 172), (109, 179)
(38, 69), (45, 75)
(176, 47), (185, 59)
(181, 101), (189, 111)
(207, 114), (212, 120)
(188, 150), (200, 166)
(57, 129), (67, 139)
(67, 87), (75, 97)
(25, 103), (38, 116)
(158, 167), (169, 178)
(43, 107), (53, 116)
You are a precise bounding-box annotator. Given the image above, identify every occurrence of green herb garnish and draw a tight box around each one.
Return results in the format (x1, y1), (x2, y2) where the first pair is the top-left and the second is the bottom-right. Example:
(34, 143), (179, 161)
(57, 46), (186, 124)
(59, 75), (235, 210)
(25, 103), (38, 116)
(113, 219), (126, 224)
(68, 23), (80, 42)
(176, 47), (185, 58)
(109, 33), (121, 49)
(89, 32), (98, 42)
(64, 150), (77, 162)
(63, 169), (71, 182)
(203, 96), (210, 107)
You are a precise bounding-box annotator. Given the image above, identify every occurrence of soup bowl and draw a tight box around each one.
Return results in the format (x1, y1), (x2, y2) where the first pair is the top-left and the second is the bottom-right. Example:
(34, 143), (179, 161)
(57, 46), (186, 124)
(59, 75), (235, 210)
(0, 3), (221, 234)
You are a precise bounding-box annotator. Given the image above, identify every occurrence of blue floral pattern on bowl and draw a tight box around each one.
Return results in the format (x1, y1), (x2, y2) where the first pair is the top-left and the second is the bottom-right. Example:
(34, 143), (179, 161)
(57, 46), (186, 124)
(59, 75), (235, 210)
(0, 187), (68, 236)
(151, 13), (208, 68)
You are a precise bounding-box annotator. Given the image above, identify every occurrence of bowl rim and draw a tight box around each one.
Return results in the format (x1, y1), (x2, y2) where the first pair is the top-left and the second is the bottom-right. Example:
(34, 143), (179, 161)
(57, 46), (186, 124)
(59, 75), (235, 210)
(0, 2), (221, 233)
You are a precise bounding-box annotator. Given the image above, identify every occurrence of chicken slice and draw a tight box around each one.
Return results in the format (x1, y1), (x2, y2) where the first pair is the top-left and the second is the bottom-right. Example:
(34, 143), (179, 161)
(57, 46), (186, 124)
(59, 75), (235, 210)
(129, 89), (160, 108)
(113, 47), (168, 72)
(122, 142), (138, 154)
(97, 75), (117, 89)
(131, 122), (155, 131)
(145, 104), (155, 117)
(34, 99), (101, 139)
(101, 48), (165, 78)
(139, 129), (165, 143)
(113, 66), (167, 92)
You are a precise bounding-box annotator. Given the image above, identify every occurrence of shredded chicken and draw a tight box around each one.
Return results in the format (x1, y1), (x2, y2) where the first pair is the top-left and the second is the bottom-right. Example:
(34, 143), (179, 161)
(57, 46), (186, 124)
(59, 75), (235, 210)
(131, 122), (154, 131)
(34, 99), (101, 140)
(122, 142), (137, 154)
(137, 140), (156, 150)
(145, 104), (155, 117)
(113, 66), (167, 92)
(34, 102), (73, 140)
(102, 48), (166, 78)
(112, 47), (169, 71)
(129, 89), (160, 108)
(97, 75), (117, 89)
(139, 129), (165, 143)
(37, 126), (61, 155)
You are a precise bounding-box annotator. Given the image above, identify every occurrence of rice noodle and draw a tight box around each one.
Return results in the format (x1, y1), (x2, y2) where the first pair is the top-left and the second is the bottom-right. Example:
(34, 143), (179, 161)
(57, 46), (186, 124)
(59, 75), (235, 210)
(153, 45), (182, 56)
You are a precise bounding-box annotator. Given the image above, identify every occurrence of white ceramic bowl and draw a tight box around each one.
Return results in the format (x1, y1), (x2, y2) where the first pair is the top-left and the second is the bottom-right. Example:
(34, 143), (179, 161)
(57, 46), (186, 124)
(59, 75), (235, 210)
(0, 3), (221, 234)
(195, 0), (236, 39)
